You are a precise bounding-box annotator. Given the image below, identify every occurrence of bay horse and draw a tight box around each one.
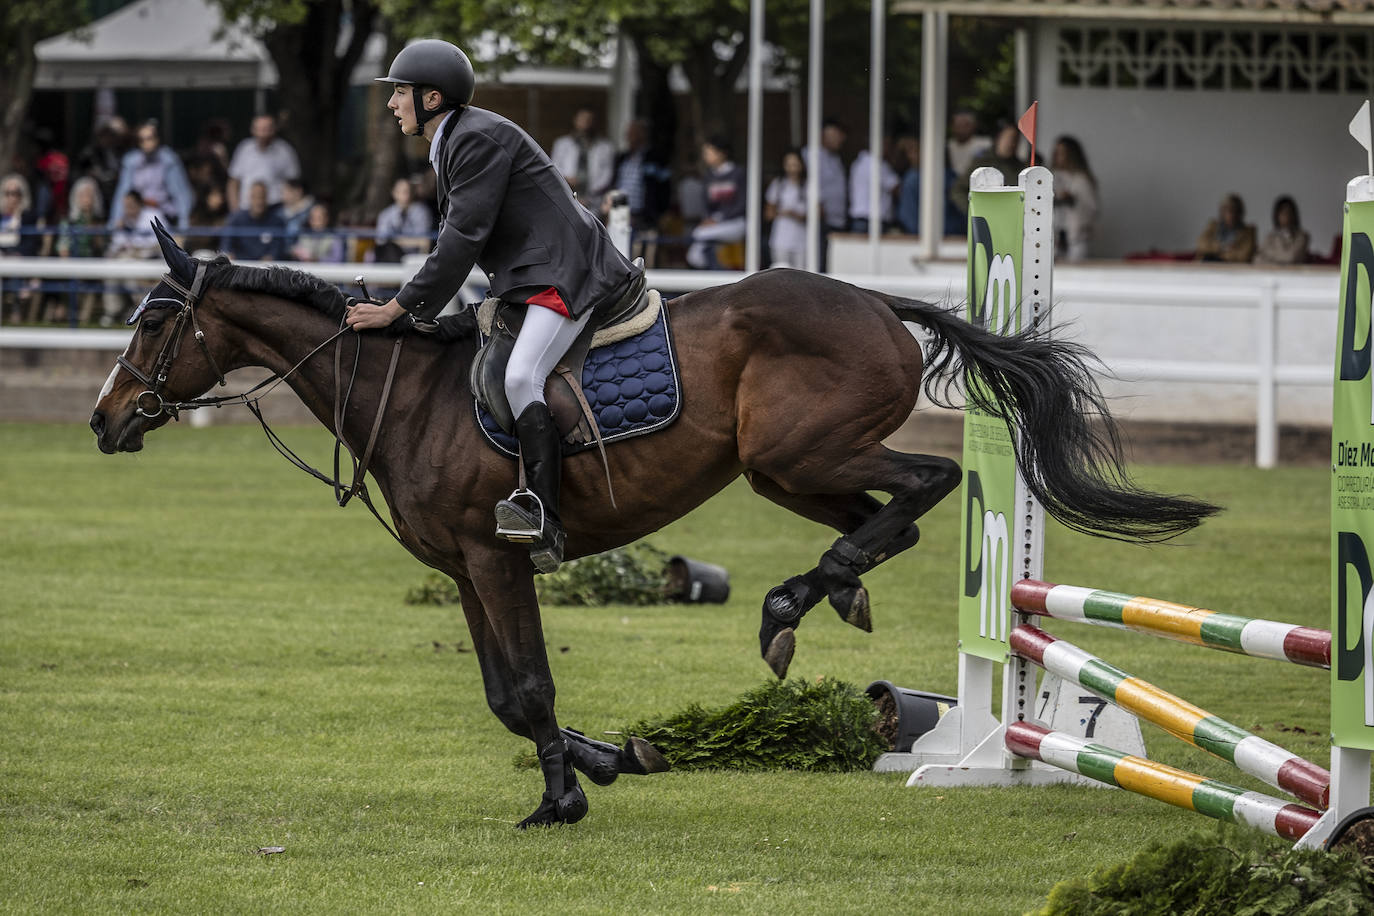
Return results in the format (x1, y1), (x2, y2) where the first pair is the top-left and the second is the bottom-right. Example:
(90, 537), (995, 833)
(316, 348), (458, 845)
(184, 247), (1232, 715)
(90, 226), (1216, 827)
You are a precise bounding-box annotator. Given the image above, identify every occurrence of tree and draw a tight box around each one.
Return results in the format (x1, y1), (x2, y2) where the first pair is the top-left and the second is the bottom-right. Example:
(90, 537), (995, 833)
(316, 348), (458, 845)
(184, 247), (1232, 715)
(213, 0), (379, 207)
(1, 1), (92, 181)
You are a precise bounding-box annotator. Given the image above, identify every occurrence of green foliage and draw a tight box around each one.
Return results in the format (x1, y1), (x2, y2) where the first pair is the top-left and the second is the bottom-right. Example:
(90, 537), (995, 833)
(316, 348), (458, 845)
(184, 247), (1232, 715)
(1036, 827), (1374, 915)
(404, 542), (674, 606)
(537, 542), (672, 606)
(626, 677), (888, 772)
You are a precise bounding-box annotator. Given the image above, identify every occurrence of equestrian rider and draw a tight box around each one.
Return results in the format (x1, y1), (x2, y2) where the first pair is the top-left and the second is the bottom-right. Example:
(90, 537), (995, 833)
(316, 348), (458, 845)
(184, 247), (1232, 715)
(345, 39), (639, 574)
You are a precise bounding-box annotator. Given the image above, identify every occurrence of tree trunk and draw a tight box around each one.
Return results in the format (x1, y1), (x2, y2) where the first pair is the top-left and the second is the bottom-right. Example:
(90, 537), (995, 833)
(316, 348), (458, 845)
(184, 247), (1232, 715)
(259, 0), (377, 206)
(0, 23), (37, 186)
(631, 34), (677, 172)
(350, 27), (407, 222)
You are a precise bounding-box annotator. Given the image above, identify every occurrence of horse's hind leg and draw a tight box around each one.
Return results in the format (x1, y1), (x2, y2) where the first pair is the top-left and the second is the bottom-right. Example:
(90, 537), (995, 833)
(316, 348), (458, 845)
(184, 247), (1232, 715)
(746, 474), (923, 672)
(746, 449), (960, 677)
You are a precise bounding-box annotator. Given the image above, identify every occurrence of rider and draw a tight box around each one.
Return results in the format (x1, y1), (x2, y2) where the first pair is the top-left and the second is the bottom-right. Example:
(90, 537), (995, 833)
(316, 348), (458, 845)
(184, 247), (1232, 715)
(346, 39), (639, 574)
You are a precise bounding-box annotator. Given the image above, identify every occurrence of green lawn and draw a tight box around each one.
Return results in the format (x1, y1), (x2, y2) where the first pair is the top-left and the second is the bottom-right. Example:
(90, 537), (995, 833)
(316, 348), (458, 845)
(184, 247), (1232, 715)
(0, 422), (1334, 914)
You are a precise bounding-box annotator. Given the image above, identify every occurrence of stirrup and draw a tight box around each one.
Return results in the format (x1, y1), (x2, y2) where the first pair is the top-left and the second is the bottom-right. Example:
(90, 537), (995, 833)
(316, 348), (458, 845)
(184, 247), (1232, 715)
(494, 488), (546, 543)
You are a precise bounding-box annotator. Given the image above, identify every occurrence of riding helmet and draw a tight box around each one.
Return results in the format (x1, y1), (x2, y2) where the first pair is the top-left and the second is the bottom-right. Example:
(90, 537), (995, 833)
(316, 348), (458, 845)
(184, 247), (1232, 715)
(376, 39), (475, 110)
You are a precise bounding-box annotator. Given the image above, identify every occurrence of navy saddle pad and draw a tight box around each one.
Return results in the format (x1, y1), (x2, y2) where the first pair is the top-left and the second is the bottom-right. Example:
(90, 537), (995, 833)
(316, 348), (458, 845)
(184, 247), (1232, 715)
(475, 305), (683, 457)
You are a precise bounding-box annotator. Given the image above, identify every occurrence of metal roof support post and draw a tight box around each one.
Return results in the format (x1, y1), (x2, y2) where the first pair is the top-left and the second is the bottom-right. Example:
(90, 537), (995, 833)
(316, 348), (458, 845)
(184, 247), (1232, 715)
(868, 0), (887, 274)
(746, 0), (766, 273)
(918, 9), (948, 261)
(805, 0), (825, 273)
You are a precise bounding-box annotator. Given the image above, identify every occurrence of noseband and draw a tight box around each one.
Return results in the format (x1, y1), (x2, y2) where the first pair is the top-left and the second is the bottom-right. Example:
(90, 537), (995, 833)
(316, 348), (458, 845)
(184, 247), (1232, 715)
(116, 262), (227, 420)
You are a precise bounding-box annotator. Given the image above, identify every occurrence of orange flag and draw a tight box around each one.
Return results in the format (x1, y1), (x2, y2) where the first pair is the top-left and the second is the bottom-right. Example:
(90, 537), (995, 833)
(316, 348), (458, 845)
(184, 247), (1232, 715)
(1018, 101), (1039, 167)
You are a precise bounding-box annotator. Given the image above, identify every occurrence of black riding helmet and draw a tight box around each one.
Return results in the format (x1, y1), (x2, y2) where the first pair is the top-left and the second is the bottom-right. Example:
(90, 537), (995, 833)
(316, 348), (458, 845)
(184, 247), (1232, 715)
(376, 39), (475, 132)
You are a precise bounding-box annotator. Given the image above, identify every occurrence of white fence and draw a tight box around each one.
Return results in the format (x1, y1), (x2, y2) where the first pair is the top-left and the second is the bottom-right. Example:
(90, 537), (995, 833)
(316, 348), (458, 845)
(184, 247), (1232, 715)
(0, 257), (1338, 467)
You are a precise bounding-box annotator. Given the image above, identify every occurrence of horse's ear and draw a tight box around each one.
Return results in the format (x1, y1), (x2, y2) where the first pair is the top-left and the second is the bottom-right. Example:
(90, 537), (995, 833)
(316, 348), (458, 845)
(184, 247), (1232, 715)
(151, 218), (194, 283)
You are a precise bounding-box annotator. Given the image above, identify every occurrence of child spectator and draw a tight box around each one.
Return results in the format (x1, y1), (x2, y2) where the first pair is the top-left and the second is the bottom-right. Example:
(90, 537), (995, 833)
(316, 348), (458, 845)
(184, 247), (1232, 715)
(686, 136), (746, 269)
(101, 189), (163, 326)
(291, 201), (345, 263)
(1196, 193), (1256, 263)
(1255, 195), (1310, 265)
(765, 148), (807, 268)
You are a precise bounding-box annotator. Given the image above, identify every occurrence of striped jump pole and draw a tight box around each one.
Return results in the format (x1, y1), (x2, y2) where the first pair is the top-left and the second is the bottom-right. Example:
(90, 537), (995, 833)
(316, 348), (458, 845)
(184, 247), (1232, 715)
(1011, 623), (1331, 810)
(1010, 580), (1330, 670)
(1006, 722), (1322, 842)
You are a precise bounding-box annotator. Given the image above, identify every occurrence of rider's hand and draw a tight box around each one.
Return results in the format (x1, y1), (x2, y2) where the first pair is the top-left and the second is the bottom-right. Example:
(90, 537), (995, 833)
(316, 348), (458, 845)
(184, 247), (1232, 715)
(346, 298), (407, 331)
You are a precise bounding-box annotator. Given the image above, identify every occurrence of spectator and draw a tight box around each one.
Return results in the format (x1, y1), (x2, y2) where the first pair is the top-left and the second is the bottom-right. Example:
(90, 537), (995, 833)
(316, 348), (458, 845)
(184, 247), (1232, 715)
(220, 180), (286, 261)
(0, 173), (42, 323)
(601, 118), (671, 230)
(802, 117), (848, 255)
(1195, 192), (1256, 264)
(895, 135), (963, 237)
(764, 148), (807, 268)
(185, 184), (229, 255)
(108, 119), (193, 229)
(1051, 135), (1099, 262)
(226, 114), (300, 211)
(1255, 195), (1310, 265)
(101, 189), (163, 327)
(185, 153), (229, 200)
(193, 117), (232, 172)
(551, 106), (615, 212)
(278, 178), (315, 247)
(74, 116), (129, 207)
(34, 127), (70, 225)
(291, 201), (345, 263)
(55, 176), (108, 324)
(373, 177), (433, 262)
(954, 124), (1027, 210)
(947, 109), (992, 184)
(848, 137), (901, 233)
(686, 136), (747, 270)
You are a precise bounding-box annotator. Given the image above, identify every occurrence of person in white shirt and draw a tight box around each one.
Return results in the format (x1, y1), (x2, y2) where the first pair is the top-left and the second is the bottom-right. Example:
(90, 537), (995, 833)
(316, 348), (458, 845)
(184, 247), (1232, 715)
(227, 114), (301, 211)
(946, 109), (991, 181)
(765, 148), (807, 268)
(800, 117), (848, 271)
(550, 106), (615, 213)
(847, 141), (900, 233)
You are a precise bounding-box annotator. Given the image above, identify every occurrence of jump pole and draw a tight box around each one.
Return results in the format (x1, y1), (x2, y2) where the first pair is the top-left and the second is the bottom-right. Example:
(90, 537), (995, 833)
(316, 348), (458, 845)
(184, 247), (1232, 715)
(880, 141), (1374, 849)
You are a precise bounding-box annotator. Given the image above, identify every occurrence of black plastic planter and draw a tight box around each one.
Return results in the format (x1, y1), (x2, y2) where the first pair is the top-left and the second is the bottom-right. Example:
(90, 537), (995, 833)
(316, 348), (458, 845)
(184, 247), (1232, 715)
(667, 556), (731, 603)
(865, 681), (958, 753)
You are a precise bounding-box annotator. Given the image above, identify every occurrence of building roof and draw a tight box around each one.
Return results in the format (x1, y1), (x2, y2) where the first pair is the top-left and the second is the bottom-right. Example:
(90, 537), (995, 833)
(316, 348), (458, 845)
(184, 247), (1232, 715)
(892, 0), (1374, 24)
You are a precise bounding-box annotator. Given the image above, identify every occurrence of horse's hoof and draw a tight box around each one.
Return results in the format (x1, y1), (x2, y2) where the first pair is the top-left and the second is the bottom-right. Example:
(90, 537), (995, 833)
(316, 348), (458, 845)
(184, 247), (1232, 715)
(834, 586), (872, 632)
(764, 628), (795, 679)
(516, 784), (588, 829)
(626, 736), (671, 774)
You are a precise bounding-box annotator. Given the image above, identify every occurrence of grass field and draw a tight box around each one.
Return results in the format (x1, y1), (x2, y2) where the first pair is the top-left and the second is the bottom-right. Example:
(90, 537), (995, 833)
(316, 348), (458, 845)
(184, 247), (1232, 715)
(0, 421), (1334, 914)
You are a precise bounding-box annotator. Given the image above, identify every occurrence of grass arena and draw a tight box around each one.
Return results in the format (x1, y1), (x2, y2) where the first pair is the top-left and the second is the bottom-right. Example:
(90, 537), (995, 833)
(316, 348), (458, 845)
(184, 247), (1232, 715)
(3, 168), (1371, 910)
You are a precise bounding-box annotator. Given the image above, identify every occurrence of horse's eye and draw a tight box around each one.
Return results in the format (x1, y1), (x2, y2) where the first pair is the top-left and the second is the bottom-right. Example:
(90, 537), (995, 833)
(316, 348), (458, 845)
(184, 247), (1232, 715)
(141, 317), (164, 336)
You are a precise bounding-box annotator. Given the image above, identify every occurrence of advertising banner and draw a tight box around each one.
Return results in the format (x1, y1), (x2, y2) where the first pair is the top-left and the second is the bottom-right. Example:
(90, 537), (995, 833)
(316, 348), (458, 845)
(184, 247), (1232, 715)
(958, 188), (1026, 662)
(1333, 198), (1374, 748)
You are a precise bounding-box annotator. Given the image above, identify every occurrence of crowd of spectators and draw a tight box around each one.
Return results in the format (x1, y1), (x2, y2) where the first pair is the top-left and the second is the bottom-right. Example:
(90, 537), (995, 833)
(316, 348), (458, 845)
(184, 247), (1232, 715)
(0, 103), (1330, 326)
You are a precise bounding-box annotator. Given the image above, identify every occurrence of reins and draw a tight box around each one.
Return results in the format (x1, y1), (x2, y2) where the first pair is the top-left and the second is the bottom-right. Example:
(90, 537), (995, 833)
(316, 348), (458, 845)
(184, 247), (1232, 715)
(125, 269), (409, 546)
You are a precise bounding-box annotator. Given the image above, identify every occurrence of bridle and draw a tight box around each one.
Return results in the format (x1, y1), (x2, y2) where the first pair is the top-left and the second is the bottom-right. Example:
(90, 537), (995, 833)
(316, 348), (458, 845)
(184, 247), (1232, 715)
(113, 263), (408, 543)
(117, 262), (226, 422)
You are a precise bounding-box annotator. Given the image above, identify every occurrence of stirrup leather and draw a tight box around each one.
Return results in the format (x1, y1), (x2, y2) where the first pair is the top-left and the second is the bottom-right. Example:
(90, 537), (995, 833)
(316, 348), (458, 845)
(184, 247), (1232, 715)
(494, 488), (547, 543)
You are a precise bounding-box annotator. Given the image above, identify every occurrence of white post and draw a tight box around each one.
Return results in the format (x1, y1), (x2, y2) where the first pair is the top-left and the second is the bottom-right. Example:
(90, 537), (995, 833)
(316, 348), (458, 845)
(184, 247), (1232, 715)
(918, 10), (948, 262)
(1256, 279), (1278, 469)
(867, 0), (885, 275)
(745, 0), (765, 273)
(804, 0), (825, 273)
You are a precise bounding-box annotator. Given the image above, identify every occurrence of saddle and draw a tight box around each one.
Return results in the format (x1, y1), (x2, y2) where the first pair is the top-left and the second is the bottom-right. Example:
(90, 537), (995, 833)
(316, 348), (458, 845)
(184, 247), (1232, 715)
(470, 258), (652, 445)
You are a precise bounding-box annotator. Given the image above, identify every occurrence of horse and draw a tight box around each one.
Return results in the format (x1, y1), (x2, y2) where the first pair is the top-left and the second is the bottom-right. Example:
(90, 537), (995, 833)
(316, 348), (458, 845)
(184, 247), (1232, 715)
(90, 225), (1217, 828)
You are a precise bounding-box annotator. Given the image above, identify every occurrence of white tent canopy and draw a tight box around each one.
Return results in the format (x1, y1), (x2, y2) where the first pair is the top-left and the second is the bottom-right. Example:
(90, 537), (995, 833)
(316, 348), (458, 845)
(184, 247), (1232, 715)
(34, 0), (277, 90)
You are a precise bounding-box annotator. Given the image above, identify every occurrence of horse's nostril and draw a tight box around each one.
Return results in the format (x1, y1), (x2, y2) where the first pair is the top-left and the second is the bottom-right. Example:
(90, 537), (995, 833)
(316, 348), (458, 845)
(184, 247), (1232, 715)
(90, 410), (105, 438)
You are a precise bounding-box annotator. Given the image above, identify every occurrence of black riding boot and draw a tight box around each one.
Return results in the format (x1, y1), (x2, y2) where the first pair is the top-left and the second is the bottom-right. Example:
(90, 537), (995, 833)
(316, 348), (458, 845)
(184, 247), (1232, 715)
(494, 402), (566, 573)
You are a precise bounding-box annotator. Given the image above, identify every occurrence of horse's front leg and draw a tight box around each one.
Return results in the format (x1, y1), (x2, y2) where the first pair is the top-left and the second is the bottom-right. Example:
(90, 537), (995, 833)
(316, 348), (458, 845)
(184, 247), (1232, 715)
(464, 546), (588, 828)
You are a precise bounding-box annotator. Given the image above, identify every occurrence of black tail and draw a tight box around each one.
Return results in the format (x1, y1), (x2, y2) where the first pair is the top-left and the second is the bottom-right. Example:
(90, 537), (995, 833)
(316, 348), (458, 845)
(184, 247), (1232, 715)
(887, 295), (1219, 543)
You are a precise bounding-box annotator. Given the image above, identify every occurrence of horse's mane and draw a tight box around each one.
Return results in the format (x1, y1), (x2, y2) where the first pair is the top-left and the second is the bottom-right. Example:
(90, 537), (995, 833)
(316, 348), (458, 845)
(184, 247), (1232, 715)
(208, 257), (350, 321)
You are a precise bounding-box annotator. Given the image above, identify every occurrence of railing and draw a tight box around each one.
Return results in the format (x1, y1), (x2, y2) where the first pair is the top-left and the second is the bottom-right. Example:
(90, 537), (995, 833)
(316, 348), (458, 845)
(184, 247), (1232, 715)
(0, 257), (1337, 468)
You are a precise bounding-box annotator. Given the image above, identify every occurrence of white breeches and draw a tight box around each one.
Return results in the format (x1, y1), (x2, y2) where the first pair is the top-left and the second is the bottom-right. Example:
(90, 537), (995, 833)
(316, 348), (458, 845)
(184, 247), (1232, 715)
(504, 305), (594, 418)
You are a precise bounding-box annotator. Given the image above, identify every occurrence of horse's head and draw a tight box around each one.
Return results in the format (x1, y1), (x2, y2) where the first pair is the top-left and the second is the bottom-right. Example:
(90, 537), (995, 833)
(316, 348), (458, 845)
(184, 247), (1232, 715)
(90, 220), (229, 453)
